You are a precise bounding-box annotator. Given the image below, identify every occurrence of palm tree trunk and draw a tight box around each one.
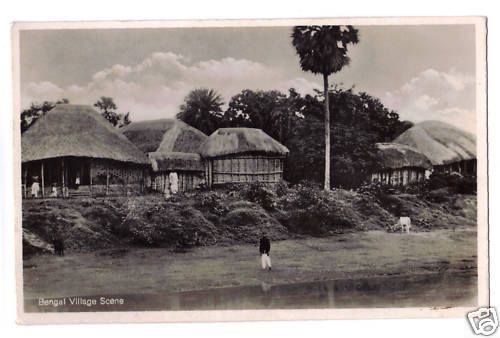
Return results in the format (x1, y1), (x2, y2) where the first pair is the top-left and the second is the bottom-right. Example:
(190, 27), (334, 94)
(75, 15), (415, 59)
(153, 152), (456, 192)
(323, 73), (331, 191)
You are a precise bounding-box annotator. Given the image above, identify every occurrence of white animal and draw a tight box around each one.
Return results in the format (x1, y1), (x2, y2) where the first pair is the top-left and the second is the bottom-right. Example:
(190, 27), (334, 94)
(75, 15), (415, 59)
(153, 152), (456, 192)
(396, 216), (411, 233)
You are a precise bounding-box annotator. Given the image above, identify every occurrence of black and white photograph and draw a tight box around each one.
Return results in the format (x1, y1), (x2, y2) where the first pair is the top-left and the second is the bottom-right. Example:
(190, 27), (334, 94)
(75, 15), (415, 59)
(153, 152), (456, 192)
(12, 17), (487, 323)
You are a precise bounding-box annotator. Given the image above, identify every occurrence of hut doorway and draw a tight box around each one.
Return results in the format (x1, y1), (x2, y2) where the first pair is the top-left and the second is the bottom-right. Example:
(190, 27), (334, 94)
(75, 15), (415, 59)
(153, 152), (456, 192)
(66, 157), (91, 189)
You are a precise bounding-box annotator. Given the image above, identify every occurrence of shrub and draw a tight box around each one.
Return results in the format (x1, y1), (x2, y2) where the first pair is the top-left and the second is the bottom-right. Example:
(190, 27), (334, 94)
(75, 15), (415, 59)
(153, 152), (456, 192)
(427, 188), (451, 203)
(356, 181), (391, 198)
(123, 204), (218, 247)
(221, 205), (289, 242)
(242, 182), (276, 210)
(428, 172), (476, 195)
(275, 180), (290, 196)
(195, 191), (228, 216)
(276, 184), (357, 234)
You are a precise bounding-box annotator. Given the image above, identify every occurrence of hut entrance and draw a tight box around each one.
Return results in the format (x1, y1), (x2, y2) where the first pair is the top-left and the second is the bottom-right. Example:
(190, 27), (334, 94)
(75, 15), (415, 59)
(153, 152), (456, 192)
(22, 157), (92, 198)
(66, 157), (91, 188)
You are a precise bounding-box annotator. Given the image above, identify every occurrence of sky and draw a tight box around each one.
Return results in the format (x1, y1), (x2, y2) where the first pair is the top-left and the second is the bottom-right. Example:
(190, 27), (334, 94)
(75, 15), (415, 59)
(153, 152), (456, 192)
(19, 24), (477, 133)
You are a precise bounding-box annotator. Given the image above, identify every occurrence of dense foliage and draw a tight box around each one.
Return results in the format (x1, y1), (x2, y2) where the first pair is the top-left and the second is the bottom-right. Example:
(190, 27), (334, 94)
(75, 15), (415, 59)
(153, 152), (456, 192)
(284, 87), (410, 188)
(291, 25), (360, 190)
(177, 86), (410, 189)
(427, 172), (477, 195)
(176, 88), (224, 135)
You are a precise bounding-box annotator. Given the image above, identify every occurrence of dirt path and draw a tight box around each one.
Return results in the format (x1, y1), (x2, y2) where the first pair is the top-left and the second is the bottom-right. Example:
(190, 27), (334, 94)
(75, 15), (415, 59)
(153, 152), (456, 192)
(23, 228), (477, 299)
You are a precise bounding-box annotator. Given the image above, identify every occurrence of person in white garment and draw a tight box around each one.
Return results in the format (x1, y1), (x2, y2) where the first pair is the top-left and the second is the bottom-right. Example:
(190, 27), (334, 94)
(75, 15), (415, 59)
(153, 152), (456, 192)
(51, 183), (58, 197)
(169, 171), (179, 195)
(163, 178), (171, 200)
(31, 177), (40, 198)
(259, 232), (272, 271)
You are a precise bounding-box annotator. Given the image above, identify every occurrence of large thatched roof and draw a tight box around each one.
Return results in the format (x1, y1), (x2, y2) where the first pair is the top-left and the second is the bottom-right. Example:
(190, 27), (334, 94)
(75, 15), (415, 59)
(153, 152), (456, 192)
(374, 143), (433, 170)
(22, 104), (149, 164)
(122, 119), (207, 171)
(200, 128), (289, 158)
(394, 120), (476, 165)
(122, 119), (207, 153)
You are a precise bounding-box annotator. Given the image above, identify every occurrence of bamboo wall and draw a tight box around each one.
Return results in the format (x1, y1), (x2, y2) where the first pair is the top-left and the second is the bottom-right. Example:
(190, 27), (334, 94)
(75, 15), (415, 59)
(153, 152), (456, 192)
(371, 167), (427, 187)
(151, 171), (205, 193)
(89, 159), (145, 196)
(205, 155), (284, 187)
(434, 159), (477, 176)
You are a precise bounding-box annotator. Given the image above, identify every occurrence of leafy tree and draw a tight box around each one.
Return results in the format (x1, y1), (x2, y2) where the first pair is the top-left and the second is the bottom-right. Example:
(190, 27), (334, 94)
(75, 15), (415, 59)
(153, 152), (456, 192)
(119, 112), (131, 128)
(284, 88), (408, 189)
(94, 96), (121, 126)
(224, 89), (293, 142)
(177, 88), (224, 135)
(20, 98), (69, 133)
(93, 97), (131, 127)
(292, 25), (359, 190)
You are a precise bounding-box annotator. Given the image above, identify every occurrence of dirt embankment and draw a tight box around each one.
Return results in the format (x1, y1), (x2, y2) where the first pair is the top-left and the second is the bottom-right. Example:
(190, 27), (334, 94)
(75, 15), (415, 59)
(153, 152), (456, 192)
(22, 186), (477, 257)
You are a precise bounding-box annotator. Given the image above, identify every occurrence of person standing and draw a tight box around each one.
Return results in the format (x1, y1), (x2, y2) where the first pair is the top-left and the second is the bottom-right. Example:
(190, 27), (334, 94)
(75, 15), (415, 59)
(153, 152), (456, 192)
(259, 233), (272, 271)
(51, 183), (58, 197)
(169, 171), (179, 195)
(31, 177), (40, 198)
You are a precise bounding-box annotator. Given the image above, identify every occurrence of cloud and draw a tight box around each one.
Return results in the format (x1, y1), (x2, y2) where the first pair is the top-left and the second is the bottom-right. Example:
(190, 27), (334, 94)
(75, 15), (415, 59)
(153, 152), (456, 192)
(21, 52), (320, 121)
(382, 68), (476, 133)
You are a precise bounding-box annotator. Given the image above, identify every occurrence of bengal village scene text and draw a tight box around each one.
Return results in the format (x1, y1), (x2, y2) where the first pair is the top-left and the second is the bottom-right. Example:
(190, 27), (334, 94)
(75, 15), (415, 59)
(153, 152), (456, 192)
(19, 23), (479, 313)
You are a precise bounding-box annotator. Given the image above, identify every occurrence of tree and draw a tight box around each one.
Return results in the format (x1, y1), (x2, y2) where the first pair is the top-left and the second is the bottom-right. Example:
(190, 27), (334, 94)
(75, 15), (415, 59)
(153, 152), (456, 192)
(119, 112), (131, 128)
(292, 25), (359, 190)
(282, 88), (409, 189)
(20, 98), (69, 133)
(177, 88), (224, 135)
(225, 89), (291, 142)
(94, 96), (121, 126)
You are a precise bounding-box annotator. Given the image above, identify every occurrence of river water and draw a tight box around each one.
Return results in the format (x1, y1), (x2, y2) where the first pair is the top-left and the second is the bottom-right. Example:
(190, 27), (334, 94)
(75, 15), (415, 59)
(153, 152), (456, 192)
(25, 272), (477, 312)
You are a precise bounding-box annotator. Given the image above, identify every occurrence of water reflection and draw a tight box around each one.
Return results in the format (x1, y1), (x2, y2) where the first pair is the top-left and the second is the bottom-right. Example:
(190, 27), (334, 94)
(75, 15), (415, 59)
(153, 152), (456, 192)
(26, 272), (477, 312)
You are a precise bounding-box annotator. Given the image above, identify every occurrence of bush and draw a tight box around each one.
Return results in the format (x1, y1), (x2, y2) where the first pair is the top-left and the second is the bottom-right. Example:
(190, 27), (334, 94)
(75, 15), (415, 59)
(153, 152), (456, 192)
(427, 188), (452, 203)
(123, 204), (218, 247)
(220, 204), (289, 242)
(428, 172), (476, 195)
(276, 184), (357, 234)
(241, 182), (276, 210)
(356, 181), (392, 198)
(195, 191), (228, 216)
(275, 180), (290, 196)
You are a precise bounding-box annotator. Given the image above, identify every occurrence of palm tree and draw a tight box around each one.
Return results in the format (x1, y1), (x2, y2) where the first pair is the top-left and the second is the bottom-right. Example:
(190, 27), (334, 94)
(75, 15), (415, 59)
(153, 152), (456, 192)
(292, 25), (359, 190)
(177, 88), (224, 135)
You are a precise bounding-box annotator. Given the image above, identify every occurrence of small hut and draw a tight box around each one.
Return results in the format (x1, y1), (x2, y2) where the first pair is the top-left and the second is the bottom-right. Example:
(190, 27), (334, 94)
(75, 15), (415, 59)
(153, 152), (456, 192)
(122, 119), (207, 192)
(371, 143), (433, 187)
(394, 120), (476, 176)
(21, 104), (149, 198)
(199, 128), (289, 187)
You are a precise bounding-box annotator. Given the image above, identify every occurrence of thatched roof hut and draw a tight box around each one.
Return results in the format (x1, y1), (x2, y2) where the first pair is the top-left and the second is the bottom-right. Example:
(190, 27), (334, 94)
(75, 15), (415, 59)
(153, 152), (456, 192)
(21, 104), (148, 198)
(22, 104), (148, 164)
(122, 119), (208, 192)
(200, 128), (289, 187)
(371, 143), (432, 187)
(374, 143), (433, 171)
(393, 120), (476, 166)
(122, 119), (207, 154)
(199, 128), (289, 158)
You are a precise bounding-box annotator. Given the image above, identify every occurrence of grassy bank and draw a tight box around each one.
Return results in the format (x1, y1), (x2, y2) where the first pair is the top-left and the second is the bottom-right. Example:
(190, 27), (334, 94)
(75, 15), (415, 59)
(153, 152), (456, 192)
(22, 184), (477, 256)
(23, 227), (476, 299)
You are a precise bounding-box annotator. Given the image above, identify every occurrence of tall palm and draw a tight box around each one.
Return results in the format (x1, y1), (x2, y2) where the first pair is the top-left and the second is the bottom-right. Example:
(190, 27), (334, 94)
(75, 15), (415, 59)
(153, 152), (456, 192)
(292, 25), (359, 190)
(177, 88), (224, 135)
